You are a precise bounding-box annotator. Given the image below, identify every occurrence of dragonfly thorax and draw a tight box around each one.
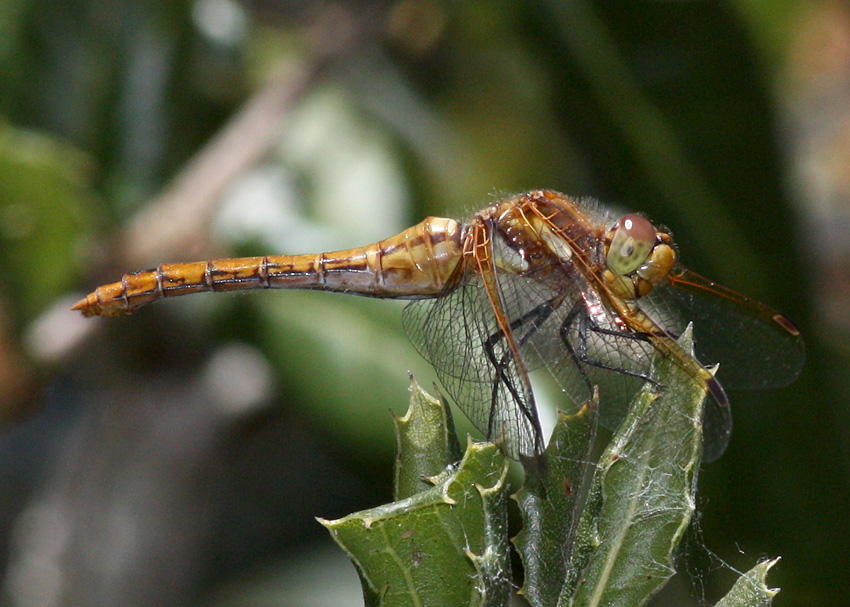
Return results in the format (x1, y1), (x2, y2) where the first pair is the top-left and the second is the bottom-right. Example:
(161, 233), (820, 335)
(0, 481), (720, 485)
(479, 198), (575, 275)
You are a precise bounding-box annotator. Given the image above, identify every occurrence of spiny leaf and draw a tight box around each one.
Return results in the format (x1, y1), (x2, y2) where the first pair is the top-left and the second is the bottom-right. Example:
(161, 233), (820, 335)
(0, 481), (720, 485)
(513, 396), (598, 607)
(715, 559), (780, 607)
(393, 375), (462, 501)
(320, 440), (510, 607)
(561, 326), (706, 607)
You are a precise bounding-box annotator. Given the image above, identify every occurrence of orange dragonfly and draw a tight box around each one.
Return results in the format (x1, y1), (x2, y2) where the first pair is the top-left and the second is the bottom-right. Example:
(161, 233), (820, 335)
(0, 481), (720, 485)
(73, 190), (805, 461)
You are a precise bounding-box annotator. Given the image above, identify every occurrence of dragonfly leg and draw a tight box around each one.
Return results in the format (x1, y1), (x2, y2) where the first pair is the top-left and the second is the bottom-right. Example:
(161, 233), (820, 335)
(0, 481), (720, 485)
(561, 301), (662, 388)
(482, 299), (558, 450)
(558, 300), (596, 396)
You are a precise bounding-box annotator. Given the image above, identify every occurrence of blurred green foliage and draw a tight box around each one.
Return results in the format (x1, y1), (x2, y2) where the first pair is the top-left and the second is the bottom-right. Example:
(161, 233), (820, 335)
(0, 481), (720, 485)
(0, 124), (96, 321)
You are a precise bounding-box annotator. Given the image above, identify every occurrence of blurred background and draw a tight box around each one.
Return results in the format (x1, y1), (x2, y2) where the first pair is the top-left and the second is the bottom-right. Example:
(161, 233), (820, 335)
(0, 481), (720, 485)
(0, 0), (847, 605)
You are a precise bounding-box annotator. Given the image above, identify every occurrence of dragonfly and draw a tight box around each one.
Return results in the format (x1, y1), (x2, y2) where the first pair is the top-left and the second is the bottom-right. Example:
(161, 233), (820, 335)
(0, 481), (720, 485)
(73, 190), (805, 461)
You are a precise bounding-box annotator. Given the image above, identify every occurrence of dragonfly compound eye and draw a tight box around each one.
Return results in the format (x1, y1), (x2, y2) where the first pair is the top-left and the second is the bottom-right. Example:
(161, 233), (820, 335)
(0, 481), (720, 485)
(606, 214), (657, 276)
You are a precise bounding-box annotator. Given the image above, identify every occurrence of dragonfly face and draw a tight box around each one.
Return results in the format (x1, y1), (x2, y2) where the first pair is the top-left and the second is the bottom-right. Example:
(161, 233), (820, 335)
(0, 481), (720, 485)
(603, 214), (677, 299)
(74, 190), (805, 461)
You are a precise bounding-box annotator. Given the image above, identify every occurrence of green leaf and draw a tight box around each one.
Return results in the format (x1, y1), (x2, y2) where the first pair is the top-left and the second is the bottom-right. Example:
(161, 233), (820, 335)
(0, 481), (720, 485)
(320, 440), (511, 607)
(393, 375), (463, 501)
(513, 396), (598, 607)
(560, 327), (706, 607)
(715, 559), (780, 607)
(0, 122), (97, 319)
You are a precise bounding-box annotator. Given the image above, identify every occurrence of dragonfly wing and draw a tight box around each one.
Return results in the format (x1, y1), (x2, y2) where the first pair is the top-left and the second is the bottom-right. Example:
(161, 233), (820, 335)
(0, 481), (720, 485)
(571, 303), (732, 462)
(496, 265), (733, 459)
(402, 269), (544, 459)
(490, 266), (656, 431)
(561, 288), (656, 428)
(640, 270), (805, 390)
(701, 379), (733, 461)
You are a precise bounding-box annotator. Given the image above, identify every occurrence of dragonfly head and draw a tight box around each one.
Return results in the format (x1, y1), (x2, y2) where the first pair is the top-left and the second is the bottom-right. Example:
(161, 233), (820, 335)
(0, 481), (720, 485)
(604, 214), (677, 299)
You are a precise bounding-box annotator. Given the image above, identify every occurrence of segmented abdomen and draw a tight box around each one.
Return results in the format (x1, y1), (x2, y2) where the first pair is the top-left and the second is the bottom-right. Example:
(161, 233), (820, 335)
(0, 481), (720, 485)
(72, 216), (464, 316)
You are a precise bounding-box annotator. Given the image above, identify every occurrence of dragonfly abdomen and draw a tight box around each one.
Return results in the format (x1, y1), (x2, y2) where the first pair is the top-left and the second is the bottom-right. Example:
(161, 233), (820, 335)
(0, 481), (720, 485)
(72, 216), (464, 316)
(72, 258), (277, 316)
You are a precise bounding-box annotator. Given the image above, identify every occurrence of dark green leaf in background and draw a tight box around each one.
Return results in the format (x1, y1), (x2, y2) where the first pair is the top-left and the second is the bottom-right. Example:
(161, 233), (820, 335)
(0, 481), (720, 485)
(0, 122), (97, 320)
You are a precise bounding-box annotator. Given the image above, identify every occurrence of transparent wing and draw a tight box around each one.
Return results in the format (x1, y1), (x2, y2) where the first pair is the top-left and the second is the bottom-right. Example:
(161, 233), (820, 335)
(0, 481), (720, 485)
(404, 243), (750, 462)
(556, 290), (656, 428)
(488, 263), (734, 461)
(404, 263), (661, 458)
(491, 268), (655, 428)
(640, 269), (805, 390)
(402, 267), (545, 459)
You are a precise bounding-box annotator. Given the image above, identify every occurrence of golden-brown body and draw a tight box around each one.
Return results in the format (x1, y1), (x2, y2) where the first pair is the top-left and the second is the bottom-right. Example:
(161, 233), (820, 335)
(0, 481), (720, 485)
(73, 190), (804, 460)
